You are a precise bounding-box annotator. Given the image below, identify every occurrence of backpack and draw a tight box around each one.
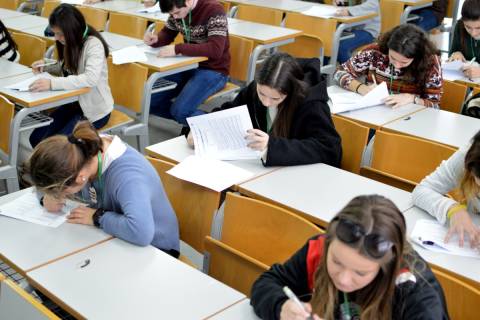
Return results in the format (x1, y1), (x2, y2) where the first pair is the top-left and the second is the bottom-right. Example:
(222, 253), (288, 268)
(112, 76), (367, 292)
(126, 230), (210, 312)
(463, 91), (480, 118)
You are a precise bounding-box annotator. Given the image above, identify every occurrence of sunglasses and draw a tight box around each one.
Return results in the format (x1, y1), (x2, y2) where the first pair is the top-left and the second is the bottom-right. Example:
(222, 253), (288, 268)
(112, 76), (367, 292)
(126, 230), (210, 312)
(334, 218), (393, 259)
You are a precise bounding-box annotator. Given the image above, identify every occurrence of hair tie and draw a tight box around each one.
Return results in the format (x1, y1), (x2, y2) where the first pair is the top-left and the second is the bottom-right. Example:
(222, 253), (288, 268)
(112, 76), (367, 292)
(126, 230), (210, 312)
(67, 134), (82, 145)
(83, 25), (89, 39)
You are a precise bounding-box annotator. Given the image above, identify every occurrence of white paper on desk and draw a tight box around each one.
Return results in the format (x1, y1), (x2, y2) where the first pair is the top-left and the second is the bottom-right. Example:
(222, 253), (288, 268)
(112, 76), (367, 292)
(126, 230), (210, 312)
(442, 60), (464, 71)
(410, 219), (480, 258)
(61, 0), (84, 4)
(4, 73), (55, 92)
(302, 5), (337, 18)
(112, 46), (148, 65)
(187, 105), (262, 160)
(167, 155), (254, 192)
(329, 82), (389, 114)
(0, 190), (81, 228)
(137, 6), (160, 13)
(137, 43), (161, 55)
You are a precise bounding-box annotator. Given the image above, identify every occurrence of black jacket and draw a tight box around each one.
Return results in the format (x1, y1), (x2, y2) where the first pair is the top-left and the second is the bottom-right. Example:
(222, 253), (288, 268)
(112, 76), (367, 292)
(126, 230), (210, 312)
(251, 235), (449, 320)
(218, 58), (342, 167)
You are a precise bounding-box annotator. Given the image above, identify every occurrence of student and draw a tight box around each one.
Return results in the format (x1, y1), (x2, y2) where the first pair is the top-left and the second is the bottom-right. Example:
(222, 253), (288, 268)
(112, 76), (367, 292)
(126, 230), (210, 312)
(411, 0), (448, 32)
(189, 53), (342, 167)
(413, 131), (480, 248)
(26, 121), (180, 257)
(143, 0), (230, 127)
(251, 195), (448, 320)
(448, 0), (480, 80)
(334, 24), (442, 108)
(29, 4), (112, 148)
(0, 19), (19, 62)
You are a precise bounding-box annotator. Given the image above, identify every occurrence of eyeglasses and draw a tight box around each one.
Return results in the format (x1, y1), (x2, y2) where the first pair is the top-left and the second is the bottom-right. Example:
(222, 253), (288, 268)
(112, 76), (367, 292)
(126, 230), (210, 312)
(334, 218), (393, 259)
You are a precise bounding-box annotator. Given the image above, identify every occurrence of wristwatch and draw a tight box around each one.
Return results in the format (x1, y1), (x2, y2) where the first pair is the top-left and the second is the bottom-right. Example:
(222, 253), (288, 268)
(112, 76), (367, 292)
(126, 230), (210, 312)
(413, 95), (419, 105)
(92, 208), (105, 227)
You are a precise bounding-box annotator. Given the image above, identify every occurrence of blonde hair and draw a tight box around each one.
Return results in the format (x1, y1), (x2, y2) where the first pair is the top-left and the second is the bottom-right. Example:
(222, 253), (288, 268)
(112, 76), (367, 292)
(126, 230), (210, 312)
(459, 131), (480, 203)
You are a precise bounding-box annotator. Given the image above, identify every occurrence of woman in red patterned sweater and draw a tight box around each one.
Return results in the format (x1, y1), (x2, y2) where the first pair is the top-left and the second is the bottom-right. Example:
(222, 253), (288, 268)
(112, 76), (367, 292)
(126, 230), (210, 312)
(334, 24), (442, 109)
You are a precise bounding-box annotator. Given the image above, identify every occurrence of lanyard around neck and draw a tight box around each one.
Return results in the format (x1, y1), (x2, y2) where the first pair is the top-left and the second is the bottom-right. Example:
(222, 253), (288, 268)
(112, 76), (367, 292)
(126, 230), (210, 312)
(96, 151), (104, 205)
(181, 10), (192, 43)
(388, 64), (402, 95)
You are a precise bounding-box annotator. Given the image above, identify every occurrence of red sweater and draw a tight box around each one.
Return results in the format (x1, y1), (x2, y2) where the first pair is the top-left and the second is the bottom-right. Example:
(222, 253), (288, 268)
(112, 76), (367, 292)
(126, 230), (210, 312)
(153, 0), (230, 75)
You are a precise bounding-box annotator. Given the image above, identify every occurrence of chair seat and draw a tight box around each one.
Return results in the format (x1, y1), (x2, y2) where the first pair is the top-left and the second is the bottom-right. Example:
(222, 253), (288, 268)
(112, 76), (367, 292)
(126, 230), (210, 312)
(204, 82), (240, 103)
(100, 109), (134, 132)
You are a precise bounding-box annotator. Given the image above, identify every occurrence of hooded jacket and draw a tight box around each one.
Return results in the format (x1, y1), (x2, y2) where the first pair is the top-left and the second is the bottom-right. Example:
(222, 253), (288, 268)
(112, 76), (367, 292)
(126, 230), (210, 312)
(218, 58), (342, 167)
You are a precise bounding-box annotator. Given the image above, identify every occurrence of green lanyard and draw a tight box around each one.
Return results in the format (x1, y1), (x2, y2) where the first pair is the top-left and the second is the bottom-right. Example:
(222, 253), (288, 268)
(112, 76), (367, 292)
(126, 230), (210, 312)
(343, 292), (351, 320)
(388, 64), (402, 95)
(471, 37), (479, 61)
(181, 10), (192, 43)
(96, 151), (104, 206)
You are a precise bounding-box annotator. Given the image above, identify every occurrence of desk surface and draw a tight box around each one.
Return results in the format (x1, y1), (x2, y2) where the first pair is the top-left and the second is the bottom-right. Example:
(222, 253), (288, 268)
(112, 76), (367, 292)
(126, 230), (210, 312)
(238, 164), (413, 227)
(84, 0), (143, 12)
(100, 31), (144, 51)
(291, 3), (378, 23)
(0, 188), (112, 274)
(0, 8), (28, 20)
(382, 108), (480, 149)
(395, 0), (433, 6)
(119, 6), (170, 21)
(228, 21), (302, 44)
(230, 0), (310, 12)
(0, 59), (32, 79)
(208, 299), (260, 320)
(21, 25), (55, 44)
(140, 54), (208, 72)
(3, 14), (48, 32)
(27, 238), (245, 320)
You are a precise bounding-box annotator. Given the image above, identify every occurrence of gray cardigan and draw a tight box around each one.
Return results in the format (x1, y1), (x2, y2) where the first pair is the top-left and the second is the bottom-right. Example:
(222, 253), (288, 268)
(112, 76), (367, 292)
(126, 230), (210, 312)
(347, 0), (381, 39)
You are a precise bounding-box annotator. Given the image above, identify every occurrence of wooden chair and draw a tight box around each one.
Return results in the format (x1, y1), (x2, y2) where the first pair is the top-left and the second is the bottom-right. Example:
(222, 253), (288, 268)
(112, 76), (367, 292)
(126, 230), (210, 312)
(440, 80), (468, 114)
(473, 87), (480, 96)
(11, 32), (47, 67)
(146, 156), (222, 253)
(40, 0), (59, 18)
(154, 21), (183, 44)
(234, 4), (283, 26)
(0, 95), (20, 193)
(0, 0), (19, 10)
(108, 12), (148, 39)
(332, 115), (369, 174)
(280, 34), (324, 60)
(77, 6), (109, 31)
(432, 268), (480, 320)
(379, 0), (405, 33)
(218, 0), (230, 14)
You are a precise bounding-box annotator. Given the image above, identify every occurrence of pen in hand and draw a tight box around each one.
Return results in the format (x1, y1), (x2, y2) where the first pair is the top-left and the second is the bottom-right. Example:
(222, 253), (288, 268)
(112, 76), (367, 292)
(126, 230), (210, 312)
(283, 286), (314, 320)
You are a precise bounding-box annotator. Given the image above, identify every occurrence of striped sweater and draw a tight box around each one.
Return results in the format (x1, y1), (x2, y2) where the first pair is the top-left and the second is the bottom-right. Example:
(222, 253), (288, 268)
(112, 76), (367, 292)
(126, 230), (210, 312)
(0, 28), (18, 62)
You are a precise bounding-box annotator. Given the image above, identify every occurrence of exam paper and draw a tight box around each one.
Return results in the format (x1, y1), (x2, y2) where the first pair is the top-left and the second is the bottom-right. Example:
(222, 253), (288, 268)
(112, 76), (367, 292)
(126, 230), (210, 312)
(302, 5), (337, 18)
(137, 6), (160, 13)
(4, 73), (55, 92)
(137, 43), (162, 55)
(187, 105), (262, 160)
(112, 46), (148, 65)
(167, 155), (254, 192)
(61, 0), (84, 4)
(329, 82), (389, 114)
(0, 190), (81, 228)
(410, 219), (480, 258)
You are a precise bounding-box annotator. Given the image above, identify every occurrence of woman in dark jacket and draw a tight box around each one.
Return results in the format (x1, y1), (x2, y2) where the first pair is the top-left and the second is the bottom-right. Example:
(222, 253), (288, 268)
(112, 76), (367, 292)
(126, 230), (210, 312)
(251, 195), (448, 320)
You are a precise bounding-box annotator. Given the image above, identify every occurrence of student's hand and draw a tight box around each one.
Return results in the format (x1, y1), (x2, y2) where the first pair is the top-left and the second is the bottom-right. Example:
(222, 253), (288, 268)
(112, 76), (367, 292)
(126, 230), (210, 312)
(43, 194), (65, 213)
(448, 51), (466, 62)
(29, 79), (51, 92)
(462, 65), (480, 79)
(144, 32), (158, 46)
(157, 45), (176, 57)
(445, 209), (480, 248)
(357, 83), (376, 96)
(280, 300), (323, 320)
(67, 206), (96, 226)
(186, 132), (194, 148)
(335, 8), (350, 16)
(143, 0), (156, 7)
(383, 93), (414, 108)
(31, 60), (45, 74)
(245, 129), (269, 151)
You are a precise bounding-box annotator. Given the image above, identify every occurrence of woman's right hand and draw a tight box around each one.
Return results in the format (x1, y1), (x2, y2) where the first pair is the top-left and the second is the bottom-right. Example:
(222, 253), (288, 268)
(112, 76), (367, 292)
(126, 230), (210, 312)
(186, 132), (195, 148)
(448, 51), (466, 62)
(43, 194), (65, 213)
(144, 32), (158, 46)
(280, 300), (322, 320)
(357, 83), (376, 96)
(445, 209), (480, 248)
(31, 60), (45, 74)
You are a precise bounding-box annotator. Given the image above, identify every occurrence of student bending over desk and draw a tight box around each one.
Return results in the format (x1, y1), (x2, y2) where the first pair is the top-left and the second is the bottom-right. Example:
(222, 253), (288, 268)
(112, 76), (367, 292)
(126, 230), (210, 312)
(250, 195), (448, 320)
(0, 19), (20, 62)
(25, 121), (180, 257)
(188, 53), (342, 167)
(28, 4), (113, 148)
(334, 24), (442, 108)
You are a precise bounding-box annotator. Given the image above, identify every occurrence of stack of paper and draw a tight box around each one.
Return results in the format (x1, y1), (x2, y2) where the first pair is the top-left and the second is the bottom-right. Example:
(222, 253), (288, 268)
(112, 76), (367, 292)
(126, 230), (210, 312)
(4, 72), (55, 92)
(302, 5), (338, 18)
(329, 81), (390, 114)
(410, 219), (480, 258)
(137, 6), (161, 13)
(111, 46), (148, 65)
(442, 60), (466, 81)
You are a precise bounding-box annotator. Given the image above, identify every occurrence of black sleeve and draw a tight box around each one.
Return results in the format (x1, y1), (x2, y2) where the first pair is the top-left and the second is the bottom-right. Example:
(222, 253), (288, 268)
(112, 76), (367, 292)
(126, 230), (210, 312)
(449, 22), (462, 56)
(250, 240), (312, 320)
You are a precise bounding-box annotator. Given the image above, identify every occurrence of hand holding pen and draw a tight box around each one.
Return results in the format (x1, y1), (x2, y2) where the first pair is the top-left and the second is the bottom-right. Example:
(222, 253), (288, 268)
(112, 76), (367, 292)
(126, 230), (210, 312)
(281, 286), (322, 320)
(144, 28), (158, 46)
(462, 57), (480, 80)
(31, 58), (57, 74)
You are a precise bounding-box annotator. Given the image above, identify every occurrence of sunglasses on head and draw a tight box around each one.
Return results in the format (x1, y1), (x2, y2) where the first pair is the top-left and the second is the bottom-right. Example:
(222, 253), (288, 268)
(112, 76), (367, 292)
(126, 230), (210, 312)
(334, 218), (393, 259)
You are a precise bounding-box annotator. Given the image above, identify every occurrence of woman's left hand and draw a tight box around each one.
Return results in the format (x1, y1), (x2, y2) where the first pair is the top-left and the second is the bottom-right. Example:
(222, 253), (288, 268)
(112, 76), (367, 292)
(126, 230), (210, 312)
(29, 79), (51, 92)
(67, 206), (96, 226)
(383, 93), (415, 108)
(245, 129), (269, 151)
(463, 66), (480, 79)
(335, 8), (350, 16)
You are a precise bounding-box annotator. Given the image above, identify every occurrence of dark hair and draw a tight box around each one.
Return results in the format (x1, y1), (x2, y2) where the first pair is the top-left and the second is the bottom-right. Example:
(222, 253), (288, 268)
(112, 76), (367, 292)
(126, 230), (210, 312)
(458, 0), (480, 54)
(0, 19), (18, 51)
(460, 130), (480, 201)
(378, 24), (439, 90)
(26, 121), (103, 197)
(159, 0), (187, 13)
(255, 53), (307, 138)
(49, 4), (109, 74)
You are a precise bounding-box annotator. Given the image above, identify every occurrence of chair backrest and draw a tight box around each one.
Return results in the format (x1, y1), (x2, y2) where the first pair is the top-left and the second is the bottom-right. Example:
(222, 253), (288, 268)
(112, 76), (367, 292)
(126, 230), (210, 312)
(379, 0), (405, 33)
(108, 12), (148, 39)
(229, 34), (253, 82)
(0, 95), (14, 155)
(11, 32), (47, 67)
(235, 4), (283, 26)
(440, 80), (468, 113)
(221, 192), (323, 265)
(370, 130), (457, 183)
(219, 0), (230, 13)
(280, 34), (323, 60)
(41, 0), (60, 18)
(154, 21), (183, 44)
(204, 236), (269, 297)
(359, 167), (418, 192)
(0, 0), (19, 10)
(332, 115), (369, 174)
(146, 156), (221, 253)
(473, 87), (480, 96)
(432, 268), (480, 320)
(77, 6), (109, 31)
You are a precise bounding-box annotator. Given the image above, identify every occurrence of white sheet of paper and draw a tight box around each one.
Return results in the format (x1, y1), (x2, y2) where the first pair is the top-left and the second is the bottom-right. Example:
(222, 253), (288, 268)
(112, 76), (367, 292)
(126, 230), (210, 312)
(137, 43), (162, 55)
(112, 46), (148, 65)
(442, 60), (464, 71)
(329, 82), (389, 114)
(302, 5), (337, 18)
(4, 73), (55, 92)
(0, 190), (82, 228)
(187, 105), (262, 160)
(167, 155), (254, 192)
(410, 219), (480, 258)
(137, 6), (160, 13)
(61, 0), (84, 4)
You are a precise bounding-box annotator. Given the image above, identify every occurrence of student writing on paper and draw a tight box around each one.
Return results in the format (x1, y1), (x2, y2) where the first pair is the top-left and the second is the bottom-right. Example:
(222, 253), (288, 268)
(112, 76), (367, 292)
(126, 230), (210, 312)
(412, 130), (480, 248)
(448, 0), (480, 80)
(28, 4), (113, 148)
(334, 24), (442, 108)
(0, 19), (20, 62)
(25, 121), (180, 257)
(251, 195), (448, 320)
(189, 53), (342, 167)
(143, 0), (230, 128)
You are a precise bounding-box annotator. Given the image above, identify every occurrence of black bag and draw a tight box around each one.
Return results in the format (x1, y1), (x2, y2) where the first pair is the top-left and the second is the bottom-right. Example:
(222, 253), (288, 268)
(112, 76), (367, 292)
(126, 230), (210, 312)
(463, 91), (480, 118)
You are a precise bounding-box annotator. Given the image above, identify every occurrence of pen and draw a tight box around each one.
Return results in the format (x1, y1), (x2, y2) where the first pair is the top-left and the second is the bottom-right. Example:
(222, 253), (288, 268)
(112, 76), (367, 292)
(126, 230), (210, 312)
(283, 286), (314, 320)
(33, 61), (57, 68)
(469, 57), (477, 66)
(372, 74), (377, 86)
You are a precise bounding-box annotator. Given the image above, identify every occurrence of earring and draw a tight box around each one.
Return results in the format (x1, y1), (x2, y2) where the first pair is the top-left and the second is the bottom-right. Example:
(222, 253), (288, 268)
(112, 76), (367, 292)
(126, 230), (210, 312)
(81, 177), (86, 182)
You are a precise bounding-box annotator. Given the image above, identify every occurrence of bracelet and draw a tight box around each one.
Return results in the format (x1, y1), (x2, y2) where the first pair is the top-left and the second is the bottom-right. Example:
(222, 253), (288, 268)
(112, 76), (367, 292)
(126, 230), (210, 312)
(354, 82), (363, 94)
(447, 204), (467, 220)
(92, 208), (105, 227)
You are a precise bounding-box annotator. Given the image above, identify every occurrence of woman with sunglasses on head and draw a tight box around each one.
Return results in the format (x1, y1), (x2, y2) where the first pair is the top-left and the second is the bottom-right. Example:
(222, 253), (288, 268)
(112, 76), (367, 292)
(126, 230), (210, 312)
(251, 195), (448, 320)
(334, 24), (442, 109)
(28, 4), (113, 148)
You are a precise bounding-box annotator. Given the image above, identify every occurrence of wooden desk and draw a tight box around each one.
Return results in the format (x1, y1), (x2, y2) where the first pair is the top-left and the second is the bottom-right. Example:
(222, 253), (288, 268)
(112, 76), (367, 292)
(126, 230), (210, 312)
(100, 30), (144, 50)
(238, 163), (413, 227)
(83, 0), (144, 13)
(208, 299), (260, 319)
(27, 238), (245, 320)
(235, 0), (310, 12)
(381, 108), (480, 149)
(0, 59), (31, 79)
(0, 8), (28, 20)
(119, 6), (170, 22)
(0, 188), (112, 275)
(395, 0), (433, 24)
(3, 14), (49, 32)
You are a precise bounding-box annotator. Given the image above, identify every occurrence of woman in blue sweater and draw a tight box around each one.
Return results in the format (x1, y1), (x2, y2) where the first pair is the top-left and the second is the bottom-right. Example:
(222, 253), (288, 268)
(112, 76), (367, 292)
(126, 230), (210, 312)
(26, 121), (180, 257)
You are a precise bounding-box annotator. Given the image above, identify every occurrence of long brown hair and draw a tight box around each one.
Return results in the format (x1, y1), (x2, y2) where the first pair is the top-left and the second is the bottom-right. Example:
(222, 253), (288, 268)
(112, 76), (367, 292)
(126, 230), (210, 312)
(310, 195), (408, 320)
(26, 121), (103, 197)
(459, 130), (480, 202)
